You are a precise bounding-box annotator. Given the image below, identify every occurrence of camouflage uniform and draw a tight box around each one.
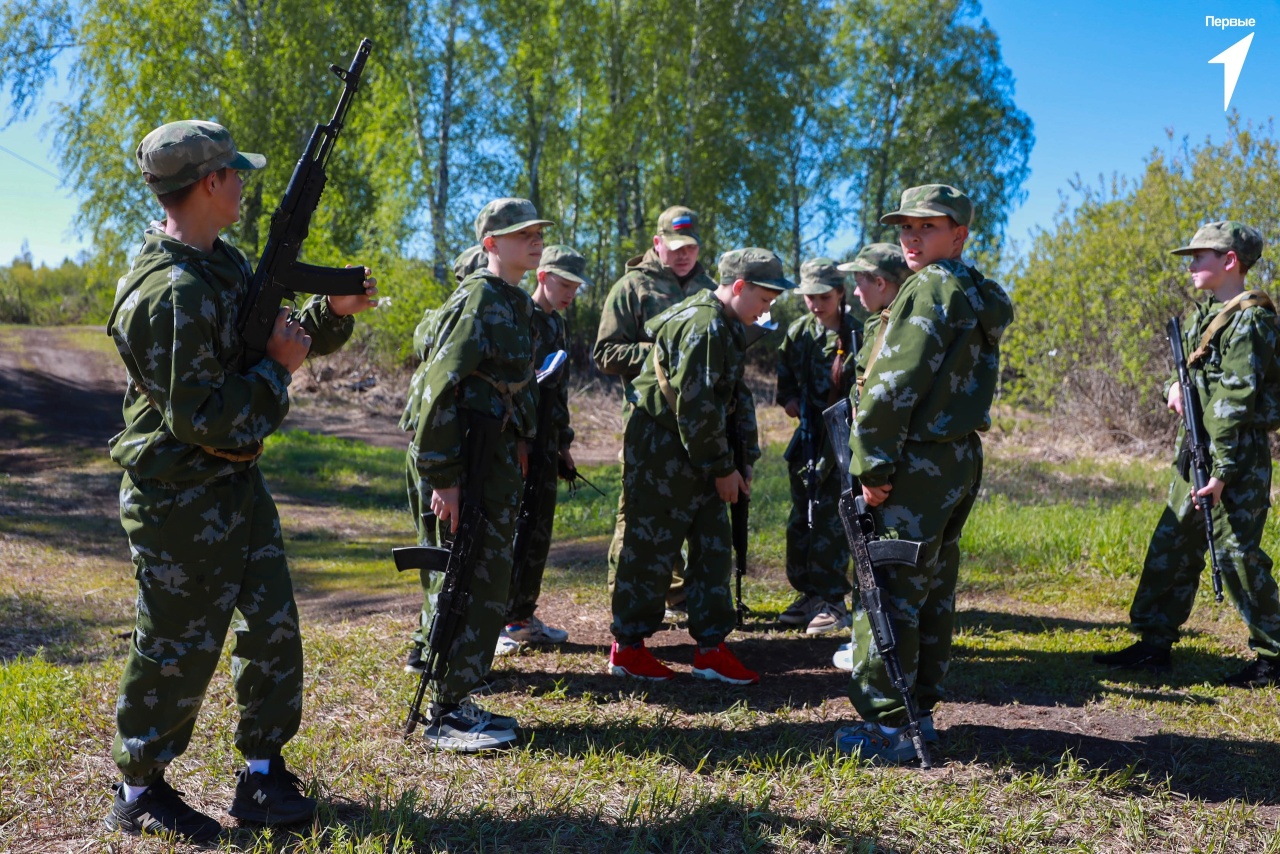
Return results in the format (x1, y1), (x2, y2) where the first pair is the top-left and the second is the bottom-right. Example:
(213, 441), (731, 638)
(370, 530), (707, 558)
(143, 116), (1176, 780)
(1129, 225), (1280, 660)
(107, 224), (354, 785)
(595, 209), (717, 605)
(845, 187), (1013, 725)
(776, 264), (862, 603)
(405, 206), (543, 704)
(611, 249), (794, 646)
(508, 245), (593, 621)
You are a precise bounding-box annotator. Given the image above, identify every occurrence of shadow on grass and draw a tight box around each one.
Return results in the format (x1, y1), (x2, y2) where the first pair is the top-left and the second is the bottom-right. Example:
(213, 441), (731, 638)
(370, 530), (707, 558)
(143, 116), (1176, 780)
(0, 469), (124, 559)
(0, 590), (123, 664)
(948, 723), (1280, 805)
(228, 793), (904, 853)
(981, 457), (1162, 508)
(0, 365), (122, 475)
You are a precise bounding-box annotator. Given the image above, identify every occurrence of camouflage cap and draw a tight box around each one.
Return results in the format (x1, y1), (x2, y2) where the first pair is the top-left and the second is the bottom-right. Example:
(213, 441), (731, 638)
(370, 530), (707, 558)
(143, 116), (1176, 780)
(656, 205), (701, 250)
(718, 247), (795, 291)
(1171, 220), (1264, 268)
(136, 120), (266, 195)
(880, 184), (973, 227)
(837, 243), (911, 285)
(453, 244), (487, 282)
(538, 244), (594, 288)
(474, 198), (554, 241)
(794, 257), (846, 295)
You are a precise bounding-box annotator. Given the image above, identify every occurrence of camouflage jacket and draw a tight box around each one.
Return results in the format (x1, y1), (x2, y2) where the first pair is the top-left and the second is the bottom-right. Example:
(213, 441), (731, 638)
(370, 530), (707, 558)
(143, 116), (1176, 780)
(776, 309), (862, 466)
(402, 270), (538, 490)
(106, 224), (353, 485)
(592, 248), (716, 404)
(1170, 295), (1280, 483)
(632, 289), (761, 478)
(850, 258), (1013, 487)
(532, 302), (573, 452)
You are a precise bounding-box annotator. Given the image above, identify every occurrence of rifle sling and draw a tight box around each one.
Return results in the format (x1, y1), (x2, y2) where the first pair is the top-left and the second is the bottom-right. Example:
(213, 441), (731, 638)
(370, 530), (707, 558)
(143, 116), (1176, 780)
(855, 307), (893, 400)
(1188, 290), (1276, 366)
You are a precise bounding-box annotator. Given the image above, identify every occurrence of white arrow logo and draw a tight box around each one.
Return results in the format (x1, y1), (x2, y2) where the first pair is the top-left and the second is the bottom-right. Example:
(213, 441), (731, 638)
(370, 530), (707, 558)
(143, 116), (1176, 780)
(1209, 33), (1254, 110)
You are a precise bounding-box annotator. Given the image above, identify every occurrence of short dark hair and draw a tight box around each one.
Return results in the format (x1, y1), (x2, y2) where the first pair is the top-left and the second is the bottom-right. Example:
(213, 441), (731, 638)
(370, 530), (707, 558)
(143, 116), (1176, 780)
(157, 167), (227, 210)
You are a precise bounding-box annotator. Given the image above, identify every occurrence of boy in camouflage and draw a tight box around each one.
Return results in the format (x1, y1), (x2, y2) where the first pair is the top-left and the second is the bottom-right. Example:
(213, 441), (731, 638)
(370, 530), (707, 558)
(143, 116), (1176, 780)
(105, 120), (377, 840)
(498, 245), (593, 654)
(835, 185), (1013, 762)
(776, 258), (863, 635)
(594, 206), (718, 622)
(608, 248), (795, 684)
(403, 198), (549, 752)
(1093, 221), (1280, 687)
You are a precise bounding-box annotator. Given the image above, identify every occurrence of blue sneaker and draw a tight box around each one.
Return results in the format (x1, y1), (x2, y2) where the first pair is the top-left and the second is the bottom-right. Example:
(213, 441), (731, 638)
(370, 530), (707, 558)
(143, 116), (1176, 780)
(834, 721), (918, 764)
(918, 714), (939, 744)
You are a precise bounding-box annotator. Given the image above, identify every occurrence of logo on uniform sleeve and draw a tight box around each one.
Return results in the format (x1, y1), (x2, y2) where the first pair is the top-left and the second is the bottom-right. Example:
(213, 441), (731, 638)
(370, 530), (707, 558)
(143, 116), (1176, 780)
(672, 215), (694, 231)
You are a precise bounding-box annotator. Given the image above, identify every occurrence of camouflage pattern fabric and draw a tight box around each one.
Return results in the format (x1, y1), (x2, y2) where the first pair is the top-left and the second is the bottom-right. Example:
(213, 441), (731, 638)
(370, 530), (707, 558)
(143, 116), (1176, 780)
(136, 120), (265, 195)
(846, 259), (1012, 724)
(402, 269), (537, 703)
(508, 303), (573, 622)
(107, 225), (353, 784)
(1130, 299), (1280, 658)
(776, 310), (862, 601)
(610, 289), (760, 645)
(596, 248), (715, 603)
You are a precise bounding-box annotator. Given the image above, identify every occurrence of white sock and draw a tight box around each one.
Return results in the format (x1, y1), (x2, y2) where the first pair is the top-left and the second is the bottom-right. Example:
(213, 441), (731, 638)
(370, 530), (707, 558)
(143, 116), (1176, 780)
(246, 758), (271, 776)
(122, 783), (149, 803)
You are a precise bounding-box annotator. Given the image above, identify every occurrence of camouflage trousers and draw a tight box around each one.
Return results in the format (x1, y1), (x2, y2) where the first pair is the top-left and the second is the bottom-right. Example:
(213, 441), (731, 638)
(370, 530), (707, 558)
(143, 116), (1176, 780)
(113, 467), (303, 786)
(785, 456), (852, 602)
(607, 402), (687, 607)
(412, 428), (522, 705)
(610, 411), (735, 646)
(847, 434), (983, 725)
(507, 444), (560, 622)
(1131, 428), (1280, 658)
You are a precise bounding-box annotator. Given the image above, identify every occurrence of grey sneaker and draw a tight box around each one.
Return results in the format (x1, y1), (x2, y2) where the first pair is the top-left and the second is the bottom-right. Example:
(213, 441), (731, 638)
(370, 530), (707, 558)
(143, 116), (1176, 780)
(504, 614), (568, 644)
(422, 697), (518, 753)
(806, 600), (851, 635)
(779, 593), (822, 626)
(105, 777), (221, 843)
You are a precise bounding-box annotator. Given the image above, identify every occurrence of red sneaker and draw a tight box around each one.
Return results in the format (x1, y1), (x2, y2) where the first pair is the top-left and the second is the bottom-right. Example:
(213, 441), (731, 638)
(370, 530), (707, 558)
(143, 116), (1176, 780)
(692, 643), (759, 685)
(609, 641), (676, 681)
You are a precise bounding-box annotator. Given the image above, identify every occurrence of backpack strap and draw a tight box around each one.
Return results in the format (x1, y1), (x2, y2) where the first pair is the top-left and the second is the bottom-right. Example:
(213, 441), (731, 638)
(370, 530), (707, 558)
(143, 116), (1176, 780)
(1188, 289), (1276, 366)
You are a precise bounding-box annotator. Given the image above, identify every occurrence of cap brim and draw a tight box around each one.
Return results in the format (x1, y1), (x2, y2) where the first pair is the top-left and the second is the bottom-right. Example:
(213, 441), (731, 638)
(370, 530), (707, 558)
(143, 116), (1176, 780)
(1170, 243), (1221, 256)
(662, 235), (700, 250)
(227, 151), (266, 171)
(880, 207), (948, 225)
(795, 283), (836, 295)
(837, 260), (875, 273)
(541, 267), (593, 288)
(490, 219), (555, 237)
(748, 277), (795, 291)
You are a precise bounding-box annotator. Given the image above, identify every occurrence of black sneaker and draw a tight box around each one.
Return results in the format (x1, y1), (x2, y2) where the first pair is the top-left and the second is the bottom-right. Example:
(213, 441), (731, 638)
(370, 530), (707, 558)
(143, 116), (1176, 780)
(105, 777), (221, 843)
(1223, 657), (1280, 688)
(1093, 640), (1172, 671)
(227, 756), (317, 826)
(405, 643), (426, 674)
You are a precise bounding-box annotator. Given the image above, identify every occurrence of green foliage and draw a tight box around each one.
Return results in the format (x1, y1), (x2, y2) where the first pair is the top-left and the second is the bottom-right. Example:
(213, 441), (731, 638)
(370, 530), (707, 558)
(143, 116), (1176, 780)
(1005, 116), (1280, 440)
(0, 248), (112, 324)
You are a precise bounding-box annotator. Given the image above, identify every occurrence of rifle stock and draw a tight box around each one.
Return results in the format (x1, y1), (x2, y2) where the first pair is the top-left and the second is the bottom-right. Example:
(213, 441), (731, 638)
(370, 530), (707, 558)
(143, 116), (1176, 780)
(237, 38), (372, 368)
(1168, 317), (1225, 603)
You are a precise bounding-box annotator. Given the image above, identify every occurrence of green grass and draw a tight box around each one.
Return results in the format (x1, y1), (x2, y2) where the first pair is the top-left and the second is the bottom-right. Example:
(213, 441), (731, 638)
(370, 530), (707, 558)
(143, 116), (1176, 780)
(2, 429), (1280, 851)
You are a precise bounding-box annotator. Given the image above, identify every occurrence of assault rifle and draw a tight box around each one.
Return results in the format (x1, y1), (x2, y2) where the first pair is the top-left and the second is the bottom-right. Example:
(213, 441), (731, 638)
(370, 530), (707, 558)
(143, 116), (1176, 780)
(509, 351), (569, 605)
(557, 458), (607, 497)
(1168, 317), (1225, 603)
(799, 396), (820, 529)
(237, 39), (373, 368)
(728, 406), (752, 628)
(823, 398), (931, 768)
(393, 410), (502, 736)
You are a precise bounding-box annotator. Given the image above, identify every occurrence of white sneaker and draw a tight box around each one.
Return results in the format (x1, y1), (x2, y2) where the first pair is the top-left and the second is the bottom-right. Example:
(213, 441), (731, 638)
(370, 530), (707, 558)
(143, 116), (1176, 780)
(494, 633), (523, 656)
(806, 600), (851, 636)
(503, 614), (568, 644)
(421, 697), (517, 753)
(779, 593), (822, 626)
(833, 642), (853, 672)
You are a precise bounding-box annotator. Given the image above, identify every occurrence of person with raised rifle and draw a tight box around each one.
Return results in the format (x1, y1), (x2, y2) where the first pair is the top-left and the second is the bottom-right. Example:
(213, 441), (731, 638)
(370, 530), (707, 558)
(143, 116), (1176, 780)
(498, 245), (593, 655)
(835, 185), (1012, 763)
(607, 248), (793, 684)
(594, 206), (718, 625)
(104, 120), (378, 841)
(1093, 221), (1280, 688)
(775, 258), (863, 636)
(402, 198), (549, 751)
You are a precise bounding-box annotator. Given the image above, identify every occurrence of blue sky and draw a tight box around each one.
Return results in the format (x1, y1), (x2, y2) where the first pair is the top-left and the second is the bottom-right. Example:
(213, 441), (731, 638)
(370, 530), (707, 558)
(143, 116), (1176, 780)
(1, 1), (1277, 266)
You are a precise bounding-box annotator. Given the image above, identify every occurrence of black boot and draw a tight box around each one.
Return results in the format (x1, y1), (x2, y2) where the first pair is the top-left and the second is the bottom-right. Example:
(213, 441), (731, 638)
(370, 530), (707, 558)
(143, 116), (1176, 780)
(1092, 640), (1171, 671)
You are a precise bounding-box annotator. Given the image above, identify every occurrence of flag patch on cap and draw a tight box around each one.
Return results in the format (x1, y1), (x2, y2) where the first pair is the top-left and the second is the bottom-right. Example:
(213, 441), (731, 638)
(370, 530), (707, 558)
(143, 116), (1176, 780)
(672, 216), (693, 230)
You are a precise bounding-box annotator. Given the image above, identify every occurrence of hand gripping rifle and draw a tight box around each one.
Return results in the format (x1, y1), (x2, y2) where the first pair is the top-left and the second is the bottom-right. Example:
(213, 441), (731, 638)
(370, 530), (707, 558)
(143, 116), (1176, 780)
(823, 398), (932, 768)
(237, 39), (373, 367)
(557, 459), (606, 497)
(393, 410), (502, 736)
(1168, 317), (1225, 603)
(508, 351), (569, 606)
